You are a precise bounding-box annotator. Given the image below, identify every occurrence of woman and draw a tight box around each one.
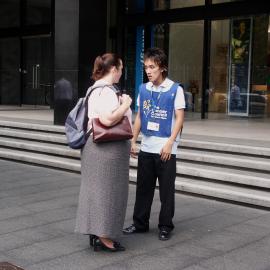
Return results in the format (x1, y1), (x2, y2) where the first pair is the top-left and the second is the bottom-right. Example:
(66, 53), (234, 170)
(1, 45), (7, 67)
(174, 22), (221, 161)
(75, 53), (132, 252)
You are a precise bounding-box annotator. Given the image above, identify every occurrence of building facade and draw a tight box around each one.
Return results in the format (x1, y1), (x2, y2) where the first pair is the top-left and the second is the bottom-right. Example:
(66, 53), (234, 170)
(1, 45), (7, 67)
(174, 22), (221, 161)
(0, 0), (269, 124)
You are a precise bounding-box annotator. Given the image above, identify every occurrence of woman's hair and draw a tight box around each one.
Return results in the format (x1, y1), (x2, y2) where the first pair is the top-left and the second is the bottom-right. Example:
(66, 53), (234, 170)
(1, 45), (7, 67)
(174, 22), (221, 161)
(144, 47), (168, 78)
(92, 53), (122, 81)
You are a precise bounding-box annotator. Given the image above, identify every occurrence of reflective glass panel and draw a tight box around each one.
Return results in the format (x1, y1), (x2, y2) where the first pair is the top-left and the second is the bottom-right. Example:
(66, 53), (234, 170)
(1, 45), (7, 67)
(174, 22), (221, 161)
(26, 0), (51, 25)
(22, 36), (52, 105)
(125, 0), (145, 13)
(153, 0), (204, 10)
(212, 0), (243, 3)
(0, 38), (20, 105)
(209, 15), (270, 119)
(0, 0), (20, 28)
(152, 21), (204, 119)
(208, 19), (230, 118)
(250, 14), (270, 118)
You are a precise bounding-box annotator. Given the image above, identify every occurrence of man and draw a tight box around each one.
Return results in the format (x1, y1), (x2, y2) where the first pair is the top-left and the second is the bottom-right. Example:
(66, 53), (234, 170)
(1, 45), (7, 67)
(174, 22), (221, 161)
(123, 47), (185, 240)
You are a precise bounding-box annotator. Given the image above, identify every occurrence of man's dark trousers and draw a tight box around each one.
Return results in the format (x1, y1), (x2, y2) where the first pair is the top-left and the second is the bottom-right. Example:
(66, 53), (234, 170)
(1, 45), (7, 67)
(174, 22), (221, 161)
(133, 150), (176, 232)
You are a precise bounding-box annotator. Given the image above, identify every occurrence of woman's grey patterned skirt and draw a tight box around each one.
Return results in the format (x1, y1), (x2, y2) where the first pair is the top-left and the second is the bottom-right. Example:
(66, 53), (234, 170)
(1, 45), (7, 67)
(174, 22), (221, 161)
(75, 137), (131, 238)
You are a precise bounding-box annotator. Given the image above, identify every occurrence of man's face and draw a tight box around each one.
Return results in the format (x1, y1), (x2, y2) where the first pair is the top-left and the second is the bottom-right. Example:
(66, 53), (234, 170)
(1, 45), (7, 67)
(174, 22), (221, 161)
(144, 58), (163, 85)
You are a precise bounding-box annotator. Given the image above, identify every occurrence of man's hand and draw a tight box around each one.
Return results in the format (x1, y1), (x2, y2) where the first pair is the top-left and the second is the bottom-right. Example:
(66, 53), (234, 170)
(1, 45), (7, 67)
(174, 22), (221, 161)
(130, 141), (138, 158)
(160, 139), (174, 162)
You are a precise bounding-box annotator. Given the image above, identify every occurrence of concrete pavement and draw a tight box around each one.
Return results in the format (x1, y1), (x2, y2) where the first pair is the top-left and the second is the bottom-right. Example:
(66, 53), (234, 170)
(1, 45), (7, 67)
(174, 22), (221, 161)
(0, 159), (270, 270)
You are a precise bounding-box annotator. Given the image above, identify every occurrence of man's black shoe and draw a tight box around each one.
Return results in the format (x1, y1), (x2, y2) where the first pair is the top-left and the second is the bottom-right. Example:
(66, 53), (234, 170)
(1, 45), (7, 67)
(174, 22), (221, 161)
(159, 230), (171, 241)
(122, 224), (148, 234)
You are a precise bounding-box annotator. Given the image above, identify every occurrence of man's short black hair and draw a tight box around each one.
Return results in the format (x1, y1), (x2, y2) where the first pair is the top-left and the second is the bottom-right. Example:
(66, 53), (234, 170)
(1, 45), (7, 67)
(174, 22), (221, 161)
(144, 47), (168, 78)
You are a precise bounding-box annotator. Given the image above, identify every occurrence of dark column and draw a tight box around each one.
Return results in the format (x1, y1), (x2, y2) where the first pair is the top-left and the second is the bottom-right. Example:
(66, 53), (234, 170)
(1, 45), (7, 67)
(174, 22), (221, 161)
(201, 18), (211, 119)
(54, 0), (79, 125)
(53, 0), (108, 125)
(201, 0), (212, 119)
(78, 1), (108, 98)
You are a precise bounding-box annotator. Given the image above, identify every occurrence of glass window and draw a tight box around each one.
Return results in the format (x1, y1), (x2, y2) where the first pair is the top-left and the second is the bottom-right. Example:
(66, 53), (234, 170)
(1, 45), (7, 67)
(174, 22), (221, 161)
(152, 21), (204, 119)
(212, 0), (242, 3)
(0, 0), (20, 28)
(26, 0), (51, 25)
(209, 15), (270, 119)
(208, 20), (230, 119)
(250, 14), (270, 118)
(125, 21), (204, 116)
(0, 38), (21, 105)
(153, 0), (204, 10)
(125, 0), (145, 13)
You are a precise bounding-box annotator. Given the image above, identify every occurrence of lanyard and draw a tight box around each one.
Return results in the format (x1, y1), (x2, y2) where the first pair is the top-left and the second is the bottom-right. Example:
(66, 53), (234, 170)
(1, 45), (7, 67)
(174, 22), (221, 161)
(150, 87), (163, 108)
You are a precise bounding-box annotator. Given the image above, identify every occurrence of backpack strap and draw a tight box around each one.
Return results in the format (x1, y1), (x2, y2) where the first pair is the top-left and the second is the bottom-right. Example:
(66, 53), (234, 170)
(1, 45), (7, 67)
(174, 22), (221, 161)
(85, 84), (116, 99)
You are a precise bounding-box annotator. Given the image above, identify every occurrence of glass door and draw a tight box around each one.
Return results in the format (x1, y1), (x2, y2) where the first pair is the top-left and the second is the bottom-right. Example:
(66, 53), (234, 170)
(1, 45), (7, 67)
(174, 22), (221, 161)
(208, 19), (230, 119)
(22, 36), (52, 106)
(208, 15), (270, 119)
(0, 38), (21, 105)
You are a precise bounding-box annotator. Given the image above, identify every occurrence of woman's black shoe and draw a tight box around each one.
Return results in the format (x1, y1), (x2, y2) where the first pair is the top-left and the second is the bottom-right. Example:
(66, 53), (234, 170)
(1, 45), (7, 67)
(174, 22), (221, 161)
(89, 234), (97, 247)
(93, 238), (125, 252)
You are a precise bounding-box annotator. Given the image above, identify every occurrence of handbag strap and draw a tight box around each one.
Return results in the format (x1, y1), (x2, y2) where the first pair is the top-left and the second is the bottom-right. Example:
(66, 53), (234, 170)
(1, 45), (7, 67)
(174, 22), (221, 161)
(86, 84), (117, 135)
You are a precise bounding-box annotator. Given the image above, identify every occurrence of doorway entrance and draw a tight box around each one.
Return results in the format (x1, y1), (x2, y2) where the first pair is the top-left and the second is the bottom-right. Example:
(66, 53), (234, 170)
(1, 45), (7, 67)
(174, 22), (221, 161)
(22, 36), (52, 106)
(0, 0), (53, 109)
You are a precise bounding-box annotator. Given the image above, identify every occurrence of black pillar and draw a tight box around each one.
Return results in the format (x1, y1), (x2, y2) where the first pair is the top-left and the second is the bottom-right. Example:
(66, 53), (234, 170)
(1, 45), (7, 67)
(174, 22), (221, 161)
(54, 0), (79, 125)
(78, 1), (108, 98)
(201, 1), (212, 119)
(53, 1), (109, 125)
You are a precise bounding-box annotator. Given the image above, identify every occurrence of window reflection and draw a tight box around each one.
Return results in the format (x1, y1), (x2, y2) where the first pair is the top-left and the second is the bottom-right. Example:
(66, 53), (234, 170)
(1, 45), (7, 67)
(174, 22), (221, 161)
(0, 38), (20, 105)
(26, 0), (51, 25)
(0, 0), (20, 28)
(212, 0), (242, 3)
(125, 0), (145, 13)
(152, 21), (204, 119)
(153, 0), (204, 10)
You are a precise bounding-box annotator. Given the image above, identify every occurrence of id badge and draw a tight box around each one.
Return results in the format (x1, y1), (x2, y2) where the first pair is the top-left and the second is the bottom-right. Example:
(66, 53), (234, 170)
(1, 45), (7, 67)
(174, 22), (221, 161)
(147, 121), (160, 131)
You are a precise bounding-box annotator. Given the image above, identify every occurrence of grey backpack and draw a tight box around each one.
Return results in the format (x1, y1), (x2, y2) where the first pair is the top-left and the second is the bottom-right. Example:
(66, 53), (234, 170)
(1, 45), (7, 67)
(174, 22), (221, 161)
(65, 85), (109, 149)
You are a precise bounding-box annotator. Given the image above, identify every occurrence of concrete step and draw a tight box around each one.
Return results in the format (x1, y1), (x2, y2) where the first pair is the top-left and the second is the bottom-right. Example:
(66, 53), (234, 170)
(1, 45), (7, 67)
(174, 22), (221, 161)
(0, 137), (79, 158)
(1, 121), (269, 208)
(129, 168), (270, 208)
(137, 135), (270, 157)
(130, 158), (270, 188)
(175, 177), (270, 208)
(0, 147), (80, 172)
(2, 138), (269, 189)
(180, 139), (270, 158)
(0, 128), (67, 144)
(0, 120), (64, 133)
(1, 121), (269, 159)
(1, 130), (268, 173)
(130, 147), (270, 173)
(0, 138), (268, 189)
(178, 161), (270, 188)
(181, 133), (270, 149)
(1, 147), (270, 208)
(178, 149), (270, 172)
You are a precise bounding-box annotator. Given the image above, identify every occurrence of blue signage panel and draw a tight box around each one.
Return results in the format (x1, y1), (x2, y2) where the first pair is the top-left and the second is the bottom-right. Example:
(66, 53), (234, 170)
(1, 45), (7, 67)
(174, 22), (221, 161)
(228, 18), (252, 116)
(135, 26), (144, 112)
